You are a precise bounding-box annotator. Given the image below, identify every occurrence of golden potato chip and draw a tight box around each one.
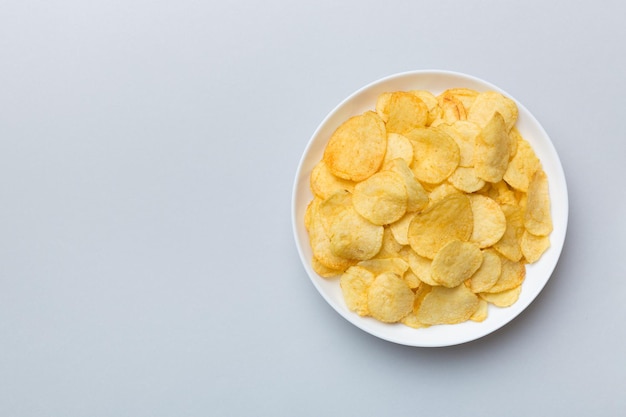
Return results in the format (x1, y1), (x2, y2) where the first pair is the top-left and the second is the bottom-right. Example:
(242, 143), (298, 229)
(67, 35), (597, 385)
(484, 256), (525, 293)
(401, 284), (432, 328)
(503, 138), (541, 192)
(442, 88), (479, 111)
(448, 166), (486, 193)
(469, 194), (506, 248)
(431, 240), (483, 288)
(317, 189), (352, 233)
(524, 169), (553, 236)
(385, 91), (429, 135)
(479, 285), (522, 307)
(307, 199), (356, 271)
(470, 299), (489, 322)
(353, 171), (408, 225)
(389, 212), (415, 245)
(408, 193), (473, 259)
(467, 91), (519, 132)
(340, 266), (376, 316)
(435, 92), (467, 124)
(485, 180), (517, 206)
(375, 92), (393, 122)
(403, 270), (422, 289)
(407, 249), (440, 286)
(474, 112), (511, 183)
(409, 90), (441, 125)
(310, 160), (355, 199)
(385, 158), (428, 212)
(327, 205), (384, 261)
(436, 121), (480, 168)
(507, 126), (521, 160)
(312, 256), (343, 278)
(520, 230), (551, 263)
(357, 257), (409, 277)
(323, 111), (387, 181)
(416, 284), (480, 325)
(376, 227), (405, 258)
(468, 249), (502, 293)
(383, 133), (414, 166)
(367, 272), (414, 323)
(406, 126), (460, 184)
(492, 203), (524, 262)
(427, 183), (461, 207)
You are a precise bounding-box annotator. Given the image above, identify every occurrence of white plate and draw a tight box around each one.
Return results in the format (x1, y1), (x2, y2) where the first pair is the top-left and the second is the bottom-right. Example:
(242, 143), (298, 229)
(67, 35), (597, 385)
(291, 70), (568, 347)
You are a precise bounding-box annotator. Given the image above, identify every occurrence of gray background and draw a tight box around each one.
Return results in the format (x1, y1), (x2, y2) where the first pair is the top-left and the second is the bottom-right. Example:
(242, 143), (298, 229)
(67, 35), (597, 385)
(1, 1), (624, 416)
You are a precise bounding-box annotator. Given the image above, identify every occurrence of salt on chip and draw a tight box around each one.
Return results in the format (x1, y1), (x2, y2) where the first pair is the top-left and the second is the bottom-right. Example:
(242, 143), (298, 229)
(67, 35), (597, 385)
(474, 112), (511, 183)
(353, 171), (408, 225)
(406, 126), (460, 184)
(431, 240), (483, 288)
(408, 193), (473, 259)
(520, 230), (551, 263)
(468, 91), (519, 132)
(323, 111), (387, 181)
(524, 169), (553, 236)
(340, 266), (376, 316)
(468, 249), (502, 293)
(469, 194), (507, 248)
(415, 284), (480, 325)
(367, 272), (414, 323)
(385, 91), (429, 135)
(383, 133), (414, 166)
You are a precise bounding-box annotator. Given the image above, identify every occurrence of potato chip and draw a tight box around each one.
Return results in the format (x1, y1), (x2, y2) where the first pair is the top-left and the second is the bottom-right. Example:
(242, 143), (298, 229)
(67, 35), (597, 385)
(470, 299), (489, 322)
(524, 169), (553, 236)
(383, 133), (414, 166)
(389, 212), (415, 245)
(469, 194), (506, 248)
(479, 285), (522, 307)
(448, 166), (485, 193)
(436, 121), (480, 168)
(409, 90), (441, 125)
(340, 266), (376, 316)
(468, 91), (519, 132)
(384, 158), (428, 212)
(353, 171), (408, 225)
(484, 255), (525, 293)
(520, 230), (551, 263)
(407, 249), (440, 286)
(427, 183), (461, 207)
(474, 112), (511, 183)
(435, 92), (467, 124)
(307, 199), (356, 271)
(367, 272), (414, 323)
(406, 126), (460, 184)
(357, 257), (409, 277)
(442, 88), (479, 111)
(310, 160), (355, 199)
(312, 256), (343, 278)
(416, 284), (480, 325)
(323, 111), (387, 181)
(408, 193), (473, 259)
(403, 270), (422, 289)
(492, 203), (524, 262)
(318, 189), (352, 233)
(503, 138), (541, 192)
(485, 180), (517, 206)
(376, 227), (405, 258)
(385, 91), (429, 135)
(431, 240), (483, 288)
(375, 92), (393, 122)
(327, 205), (384, 261)
(468, 249), (502, 293)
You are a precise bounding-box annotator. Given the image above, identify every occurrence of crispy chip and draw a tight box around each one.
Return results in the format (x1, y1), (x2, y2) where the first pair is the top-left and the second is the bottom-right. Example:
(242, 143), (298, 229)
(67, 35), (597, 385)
(448, 166), (486, 193)
(493, 203), (525, 261)
(468, 91), (519, 131)
(307, 198), (356, 271)
(435, 92), (467, 124)
(310, 160), (355, 199)
(323, 111), (387, 181)
(383, 133), (414, 166)
(353, 171), (408, 225)
(431, 240), (483, 288)
(520, 230), (551, 263)
(469, 194), (507, 248)
(312, 256), (343, 278)
(484, 255), (526, 293)
(408, 194), (473, 259)
(385, 158), (428, 212)
(357, 257), (409, 277)
(474, 112), (511, 183)
(524, 169), (553, 236)
(340, 266), (376, 316)
(442, 88), (479, 111)
(389, 212), (415, 245)
(403, 270), (422, 289)
(437, 121), (480, 168)
(409, 90), (441, 125)
(416, 284), (480, 325)
(375, 92), (393, 122)
(468, 249), (502, 293)
(385, 91), (429, 135)
(503, 138), (541, 192)
(407, 249), (440, 286)
(367, 272), (414, 323)
(470, 299), (489, 322)
(479, 285), (522, 307)
(405, 126), (460, 184)
(376, 227), (405, 258)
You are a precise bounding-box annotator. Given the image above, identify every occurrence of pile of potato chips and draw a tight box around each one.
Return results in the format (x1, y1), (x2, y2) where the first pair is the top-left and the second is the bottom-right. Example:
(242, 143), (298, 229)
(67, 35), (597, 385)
(305, 88), (552, 329)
